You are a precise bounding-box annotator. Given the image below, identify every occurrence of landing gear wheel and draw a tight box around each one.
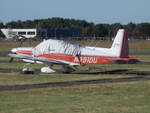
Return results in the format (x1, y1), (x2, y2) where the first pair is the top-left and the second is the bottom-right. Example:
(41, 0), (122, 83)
(60, 66), (76, 73)
(22, 63), (35, 74)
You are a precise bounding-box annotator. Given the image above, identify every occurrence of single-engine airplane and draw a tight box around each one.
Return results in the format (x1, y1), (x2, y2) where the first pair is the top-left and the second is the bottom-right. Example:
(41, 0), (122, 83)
(8, 29), (139, 73)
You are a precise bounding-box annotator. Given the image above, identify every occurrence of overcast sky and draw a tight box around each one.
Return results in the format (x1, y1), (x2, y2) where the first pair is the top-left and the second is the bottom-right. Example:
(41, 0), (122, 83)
(0, 0), (150, 24)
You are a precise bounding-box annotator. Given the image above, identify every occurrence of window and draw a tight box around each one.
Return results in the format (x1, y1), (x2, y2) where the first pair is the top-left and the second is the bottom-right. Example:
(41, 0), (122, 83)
(27, 32), (35, 35)
(18, 32), (26, 35)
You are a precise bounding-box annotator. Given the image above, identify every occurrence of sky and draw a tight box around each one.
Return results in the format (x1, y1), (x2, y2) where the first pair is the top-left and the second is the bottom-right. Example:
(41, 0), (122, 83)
(0, 0), (150, 24)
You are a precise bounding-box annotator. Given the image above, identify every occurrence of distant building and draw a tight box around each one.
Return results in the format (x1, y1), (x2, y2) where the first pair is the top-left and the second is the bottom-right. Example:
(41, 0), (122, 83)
(1, 29), (37, 39)
(1, 28), (82, 40)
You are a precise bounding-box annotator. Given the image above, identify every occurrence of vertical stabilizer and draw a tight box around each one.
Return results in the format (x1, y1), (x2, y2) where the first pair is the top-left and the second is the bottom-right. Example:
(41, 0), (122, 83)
(110, 29), (129, 58)
(1, 29), (10, 39)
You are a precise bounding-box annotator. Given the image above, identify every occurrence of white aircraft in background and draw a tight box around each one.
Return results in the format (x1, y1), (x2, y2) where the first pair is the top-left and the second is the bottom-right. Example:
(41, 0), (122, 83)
(1, 29), (36, 40)
(8, 29), (139, 73)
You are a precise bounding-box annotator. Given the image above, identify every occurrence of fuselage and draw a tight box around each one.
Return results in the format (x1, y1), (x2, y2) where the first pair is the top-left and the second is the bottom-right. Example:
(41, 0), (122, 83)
(11, 46), (138, 65)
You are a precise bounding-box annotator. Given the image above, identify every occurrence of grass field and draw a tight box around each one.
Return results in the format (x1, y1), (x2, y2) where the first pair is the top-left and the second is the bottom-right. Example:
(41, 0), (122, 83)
(0, 81), (150, 113)
(0, 40), (150, 113)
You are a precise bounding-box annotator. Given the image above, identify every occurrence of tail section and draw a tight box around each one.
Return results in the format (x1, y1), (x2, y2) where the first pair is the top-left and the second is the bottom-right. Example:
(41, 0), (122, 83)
(110, 29), (129, 58)
(1, 29), (10, 39)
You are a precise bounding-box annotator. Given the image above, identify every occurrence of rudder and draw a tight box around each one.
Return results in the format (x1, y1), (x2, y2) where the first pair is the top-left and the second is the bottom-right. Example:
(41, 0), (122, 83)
(110, 29), (129, 58)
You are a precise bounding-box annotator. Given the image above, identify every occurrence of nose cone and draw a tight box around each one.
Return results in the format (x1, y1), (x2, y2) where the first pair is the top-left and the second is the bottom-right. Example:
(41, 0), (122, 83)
(11, 48), (18, 53)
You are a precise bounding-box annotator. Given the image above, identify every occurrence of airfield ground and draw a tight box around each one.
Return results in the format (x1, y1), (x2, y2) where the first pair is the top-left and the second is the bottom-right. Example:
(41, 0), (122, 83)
(0, 40), (150, 113)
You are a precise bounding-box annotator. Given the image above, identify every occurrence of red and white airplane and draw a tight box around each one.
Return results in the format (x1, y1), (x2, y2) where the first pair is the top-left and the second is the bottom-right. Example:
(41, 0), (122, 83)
(8, 29), (139, 73)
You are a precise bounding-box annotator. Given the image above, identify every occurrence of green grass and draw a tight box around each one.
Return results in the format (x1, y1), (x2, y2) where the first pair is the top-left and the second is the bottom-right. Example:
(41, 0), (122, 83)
(131, 54), (150, 62)
(0, 81), (150, 113)
(0, 71), (140, 86)
(0, 40), (150, 53)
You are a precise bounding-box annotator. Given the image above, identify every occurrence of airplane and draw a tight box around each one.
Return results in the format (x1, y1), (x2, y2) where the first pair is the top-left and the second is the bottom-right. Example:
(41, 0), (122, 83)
(8, 29), (139, 73)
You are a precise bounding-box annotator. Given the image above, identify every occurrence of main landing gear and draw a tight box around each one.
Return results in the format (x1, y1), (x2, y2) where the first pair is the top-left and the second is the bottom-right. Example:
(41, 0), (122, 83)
(41, 65), (76, 73)
(22, 63), (76, 74)
(22, 63), (35, 74)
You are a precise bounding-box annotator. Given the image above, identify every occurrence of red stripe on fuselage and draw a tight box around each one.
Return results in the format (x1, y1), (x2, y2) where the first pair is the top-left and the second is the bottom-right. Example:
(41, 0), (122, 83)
(39, 54), (116, 65)
(16, 51), (33, 56)
(16, 51), (137, 65)
(39, 54), (138, 65)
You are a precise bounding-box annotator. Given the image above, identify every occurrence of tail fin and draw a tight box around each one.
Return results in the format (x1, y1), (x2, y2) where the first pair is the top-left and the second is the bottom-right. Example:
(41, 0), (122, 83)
(110, 29), (129, 58)
(1, 29), (10, 39)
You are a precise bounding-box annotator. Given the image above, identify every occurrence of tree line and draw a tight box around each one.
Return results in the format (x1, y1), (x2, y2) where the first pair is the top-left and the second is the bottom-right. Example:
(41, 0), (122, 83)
(0, 17), (150, 39)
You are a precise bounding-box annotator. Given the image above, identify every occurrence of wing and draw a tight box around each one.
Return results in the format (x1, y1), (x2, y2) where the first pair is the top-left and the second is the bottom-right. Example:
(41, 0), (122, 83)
(8, 53), (79, 66)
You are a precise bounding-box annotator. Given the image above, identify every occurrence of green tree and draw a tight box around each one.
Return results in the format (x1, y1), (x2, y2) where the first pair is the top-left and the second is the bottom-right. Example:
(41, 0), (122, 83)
(0, 22), (5, 37)
(124, 22), (136, 32)
(83, 26), (95, 37)
(134, 23), (150, 36)
(110, 23), (123, 36)
(94, 24), (108, 37)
